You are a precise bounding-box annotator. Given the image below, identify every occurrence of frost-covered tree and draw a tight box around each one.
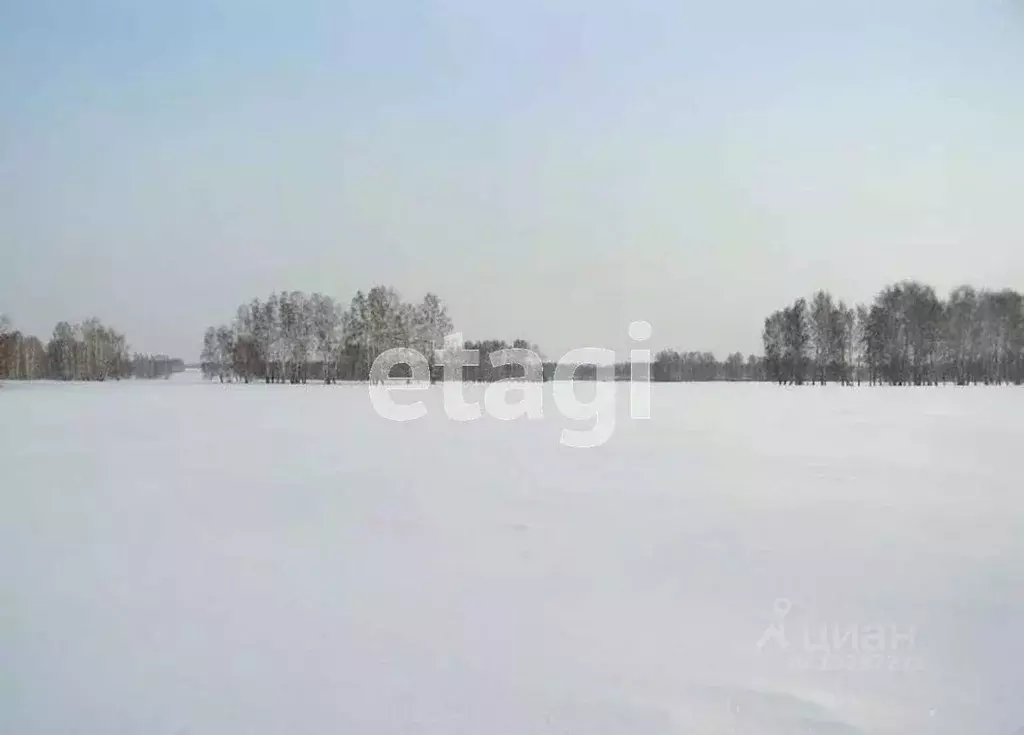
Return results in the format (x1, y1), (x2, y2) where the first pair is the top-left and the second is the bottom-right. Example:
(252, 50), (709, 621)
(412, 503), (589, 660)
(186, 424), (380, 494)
(808, 290), (834, 385)
(310, 293), (341, 384)
(782, 299), (810, 384)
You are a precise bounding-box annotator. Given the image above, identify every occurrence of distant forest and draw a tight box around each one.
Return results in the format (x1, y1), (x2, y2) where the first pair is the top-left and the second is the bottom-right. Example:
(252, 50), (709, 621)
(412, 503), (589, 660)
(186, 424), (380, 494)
(198, 286), (767, 384)
(0, 316), (184, 381)
(763, 281), (1024, 386)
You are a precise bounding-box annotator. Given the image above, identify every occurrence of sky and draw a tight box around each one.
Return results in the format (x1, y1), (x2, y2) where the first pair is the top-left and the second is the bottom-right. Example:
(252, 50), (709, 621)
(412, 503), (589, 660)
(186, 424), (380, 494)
(2, 0), (1023, 361)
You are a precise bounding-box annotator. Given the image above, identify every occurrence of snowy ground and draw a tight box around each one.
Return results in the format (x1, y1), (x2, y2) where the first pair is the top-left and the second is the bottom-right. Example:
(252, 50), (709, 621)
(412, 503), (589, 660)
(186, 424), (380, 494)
(2, 376), (1023, 734)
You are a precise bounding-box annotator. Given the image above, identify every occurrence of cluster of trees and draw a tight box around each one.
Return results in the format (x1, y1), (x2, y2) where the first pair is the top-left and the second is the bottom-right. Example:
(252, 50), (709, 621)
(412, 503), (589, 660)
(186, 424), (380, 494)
(0, 315), (183, 381)
(202, 287), (460, 383)
(763, 282), (1024, 385)
(201, 287), (560, 384)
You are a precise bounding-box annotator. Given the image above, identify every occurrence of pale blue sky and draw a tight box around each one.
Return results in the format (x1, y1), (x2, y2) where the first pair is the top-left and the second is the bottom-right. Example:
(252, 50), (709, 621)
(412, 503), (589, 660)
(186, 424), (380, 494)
(2, 0), (1022, 359)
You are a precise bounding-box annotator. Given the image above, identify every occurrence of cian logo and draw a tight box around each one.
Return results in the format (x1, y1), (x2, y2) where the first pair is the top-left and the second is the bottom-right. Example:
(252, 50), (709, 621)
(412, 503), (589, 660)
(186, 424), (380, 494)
(757, 598), (923, 673)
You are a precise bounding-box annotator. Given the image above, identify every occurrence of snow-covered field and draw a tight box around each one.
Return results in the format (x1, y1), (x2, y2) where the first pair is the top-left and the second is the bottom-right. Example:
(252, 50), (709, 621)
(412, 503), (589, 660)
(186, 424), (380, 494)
(2, 377), (1023, 734)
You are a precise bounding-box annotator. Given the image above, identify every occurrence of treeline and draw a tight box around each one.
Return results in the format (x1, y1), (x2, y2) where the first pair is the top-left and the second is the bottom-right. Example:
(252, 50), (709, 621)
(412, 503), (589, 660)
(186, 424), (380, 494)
(763, 282), (1024, 385)
(0, 316), (184, 381)
(202, 287), (775, 384)
(652, 351), (764, 382)
(131, 355), (186, 379)
(562, 355), (763, 382)
(201, 286), (545, 383)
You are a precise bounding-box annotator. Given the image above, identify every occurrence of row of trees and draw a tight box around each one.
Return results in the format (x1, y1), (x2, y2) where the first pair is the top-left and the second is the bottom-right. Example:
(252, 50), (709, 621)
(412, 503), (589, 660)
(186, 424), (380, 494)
(0, 315), (183, 381)
(15, 280), (1022, 387)
(763, 282), (1024, 385)
(201, 287), (778, 384)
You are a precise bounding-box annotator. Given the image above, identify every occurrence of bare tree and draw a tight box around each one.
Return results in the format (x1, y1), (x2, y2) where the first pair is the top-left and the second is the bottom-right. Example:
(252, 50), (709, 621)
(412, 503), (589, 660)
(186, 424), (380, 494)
(311, 293), (341, 384)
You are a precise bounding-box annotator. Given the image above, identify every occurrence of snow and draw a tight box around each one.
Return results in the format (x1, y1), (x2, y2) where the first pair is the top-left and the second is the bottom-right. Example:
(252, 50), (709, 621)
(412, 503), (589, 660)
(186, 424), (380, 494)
(1, 377), (1023, 734)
